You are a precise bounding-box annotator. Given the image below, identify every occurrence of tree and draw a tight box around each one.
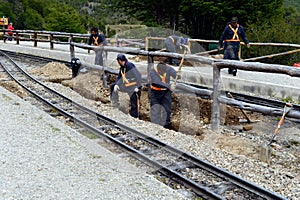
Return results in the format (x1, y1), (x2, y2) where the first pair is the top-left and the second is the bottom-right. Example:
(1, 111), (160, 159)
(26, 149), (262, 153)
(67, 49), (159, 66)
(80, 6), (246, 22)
(43, 3), (85, 33)
(20, 8), (44, 30)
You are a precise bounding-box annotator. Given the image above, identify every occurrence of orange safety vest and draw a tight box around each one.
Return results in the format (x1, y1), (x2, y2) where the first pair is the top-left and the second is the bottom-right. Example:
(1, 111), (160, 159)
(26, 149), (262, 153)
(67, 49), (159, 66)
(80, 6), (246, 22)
(225, 24), (240, 42)
(93, 36), (99, 45)
(151, 66), (167, 90)
(120, 68), (137, 87)
(168, 36), (175, 44)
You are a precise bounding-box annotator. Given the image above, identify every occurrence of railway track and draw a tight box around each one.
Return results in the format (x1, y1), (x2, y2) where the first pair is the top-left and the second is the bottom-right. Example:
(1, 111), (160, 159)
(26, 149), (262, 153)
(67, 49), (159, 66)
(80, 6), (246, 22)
(0, 51), (289, 199)
(3, 49), (299, 112)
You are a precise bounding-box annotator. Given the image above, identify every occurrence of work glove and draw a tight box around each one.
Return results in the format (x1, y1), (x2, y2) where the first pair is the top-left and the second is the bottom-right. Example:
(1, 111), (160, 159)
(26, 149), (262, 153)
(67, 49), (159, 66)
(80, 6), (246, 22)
(170, 84), (176, 91)
(246, 43), (250, 48)
(134, 87), (139, 93)
(113, 85), (119, 92)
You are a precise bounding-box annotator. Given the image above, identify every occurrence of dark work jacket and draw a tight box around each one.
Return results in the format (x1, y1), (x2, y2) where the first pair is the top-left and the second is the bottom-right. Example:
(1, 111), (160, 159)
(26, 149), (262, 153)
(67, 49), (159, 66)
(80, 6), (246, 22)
(149, 66), (177, 90)
(88, 33), (107, 46)
(116, 61), (142, 90)
(218, 22), (249, 47)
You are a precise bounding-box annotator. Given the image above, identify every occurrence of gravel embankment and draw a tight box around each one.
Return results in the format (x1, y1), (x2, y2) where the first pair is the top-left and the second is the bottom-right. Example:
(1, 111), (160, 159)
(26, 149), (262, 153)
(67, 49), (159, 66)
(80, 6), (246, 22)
(0, 86), (188, 200)
(45, 82), (300, 200)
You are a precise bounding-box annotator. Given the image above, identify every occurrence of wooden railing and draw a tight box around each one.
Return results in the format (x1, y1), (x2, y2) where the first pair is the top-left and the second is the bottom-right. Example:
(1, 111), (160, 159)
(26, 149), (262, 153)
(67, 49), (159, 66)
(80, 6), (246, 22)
(0, 29), (145, 49)
(2, 29), (300, 132)
(70, 42), (300, 132)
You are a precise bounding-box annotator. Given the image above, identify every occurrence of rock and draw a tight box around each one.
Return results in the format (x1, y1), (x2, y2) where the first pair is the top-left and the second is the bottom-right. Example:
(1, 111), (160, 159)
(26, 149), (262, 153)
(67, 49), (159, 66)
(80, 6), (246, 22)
(243, 125), (253, 131)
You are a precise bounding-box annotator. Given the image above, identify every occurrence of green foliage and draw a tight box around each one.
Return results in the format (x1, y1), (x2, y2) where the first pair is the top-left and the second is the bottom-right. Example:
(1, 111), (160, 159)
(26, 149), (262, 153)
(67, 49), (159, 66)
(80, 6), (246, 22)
(284, 0), (300, 10)
(0, 0), (86, 33)
(246, 6), (300, 65)
(43, 3), (85, 33)
(0, 0), (299, 66)
(0, 0), (15, 23)
(21, 8), (44, 30)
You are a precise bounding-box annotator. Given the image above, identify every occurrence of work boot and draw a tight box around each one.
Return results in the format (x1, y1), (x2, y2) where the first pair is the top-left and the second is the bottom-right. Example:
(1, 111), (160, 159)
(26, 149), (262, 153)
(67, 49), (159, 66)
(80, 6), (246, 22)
(232, 69), (237, 76)
(110, 101), (119, 108)
(163, 122), (171, 129)
(173, 60), (180, 66)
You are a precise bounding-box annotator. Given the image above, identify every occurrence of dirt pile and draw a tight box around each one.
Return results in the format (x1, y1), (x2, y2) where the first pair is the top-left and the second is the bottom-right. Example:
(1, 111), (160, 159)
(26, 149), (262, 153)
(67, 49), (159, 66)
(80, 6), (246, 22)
(30, 62), (72, 82)
(30, 62), (260, 136)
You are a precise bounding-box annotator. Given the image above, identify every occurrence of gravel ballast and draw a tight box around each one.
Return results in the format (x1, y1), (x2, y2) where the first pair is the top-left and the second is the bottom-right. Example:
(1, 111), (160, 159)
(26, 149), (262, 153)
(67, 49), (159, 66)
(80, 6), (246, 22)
(0, 87), (188, 200)
(1, 41), (300, 199)
(45, 81), (300, 200)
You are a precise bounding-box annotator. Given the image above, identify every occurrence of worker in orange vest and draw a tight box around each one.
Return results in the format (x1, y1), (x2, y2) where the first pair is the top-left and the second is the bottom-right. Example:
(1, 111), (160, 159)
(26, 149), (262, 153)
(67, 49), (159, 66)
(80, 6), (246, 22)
(88, 27), (107, 66)
(110, 54), (142, 118)
(218, 17), (250, 76)
(149, 62), (178, 128)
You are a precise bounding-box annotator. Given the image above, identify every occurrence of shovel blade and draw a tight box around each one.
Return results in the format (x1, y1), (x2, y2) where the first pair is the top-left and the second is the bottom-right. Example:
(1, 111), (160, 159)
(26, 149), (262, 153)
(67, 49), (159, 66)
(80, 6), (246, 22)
(239, 119), (260, 123)
(259, 144), (272, 164)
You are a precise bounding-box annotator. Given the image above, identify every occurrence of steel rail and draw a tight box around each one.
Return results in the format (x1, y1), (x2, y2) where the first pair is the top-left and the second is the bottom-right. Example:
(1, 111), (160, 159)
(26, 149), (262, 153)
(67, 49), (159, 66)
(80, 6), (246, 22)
(0, 51), (288, 200)
(0, 51), (224, 199)
(2, 50), (298, 113)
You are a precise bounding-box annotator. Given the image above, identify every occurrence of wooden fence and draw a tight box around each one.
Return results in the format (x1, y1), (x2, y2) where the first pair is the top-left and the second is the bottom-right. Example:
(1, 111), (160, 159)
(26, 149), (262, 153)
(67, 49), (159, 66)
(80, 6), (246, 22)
(1, 29), (300, 132)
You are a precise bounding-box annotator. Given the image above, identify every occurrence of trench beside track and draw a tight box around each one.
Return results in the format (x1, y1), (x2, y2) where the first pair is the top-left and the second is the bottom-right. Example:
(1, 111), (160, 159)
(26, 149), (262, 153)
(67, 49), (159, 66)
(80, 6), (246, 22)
(0, 51), (288, 200)
(4, 49), (299, 113)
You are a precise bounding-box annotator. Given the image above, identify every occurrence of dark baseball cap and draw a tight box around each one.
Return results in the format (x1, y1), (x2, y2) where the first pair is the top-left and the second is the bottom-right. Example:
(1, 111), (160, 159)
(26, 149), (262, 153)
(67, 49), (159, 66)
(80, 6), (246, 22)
(116, 53), (127, 61)
(231, 17), (238, 22)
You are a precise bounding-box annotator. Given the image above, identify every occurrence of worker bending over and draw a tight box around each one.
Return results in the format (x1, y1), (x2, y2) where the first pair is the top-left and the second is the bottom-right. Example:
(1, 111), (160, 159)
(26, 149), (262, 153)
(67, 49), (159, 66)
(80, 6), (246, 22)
(149, 62), (179, 128)
(164, 35), (189, 66)
(110, 54), (142, 118)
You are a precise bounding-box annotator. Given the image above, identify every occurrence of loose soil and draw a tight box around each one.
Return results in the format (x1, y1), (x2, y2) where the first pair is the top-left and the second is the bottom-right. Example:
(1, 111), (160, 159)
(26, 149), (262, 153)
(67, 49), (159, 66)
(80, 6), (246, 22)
(1, 61), (299, 161)
(28, 62), (261, 135)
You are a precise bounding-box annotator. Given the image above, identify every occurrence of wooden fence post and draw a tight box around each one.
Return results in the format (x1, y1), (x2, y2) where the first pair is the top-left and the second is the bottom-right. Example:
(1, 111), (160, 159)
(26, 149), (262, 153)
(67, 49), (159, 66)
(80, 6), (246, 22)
(34, 32), (37, 47)
(211, 62), (221, 132)
(145, 37), (149, 51)
(102, 50), (108, 88)
(3, 30), (6, 43)
(16, 32), (19, 45)
(69, 35), (75, 60)
(147, 54), (154, 87)
(50, 34), (54, 49)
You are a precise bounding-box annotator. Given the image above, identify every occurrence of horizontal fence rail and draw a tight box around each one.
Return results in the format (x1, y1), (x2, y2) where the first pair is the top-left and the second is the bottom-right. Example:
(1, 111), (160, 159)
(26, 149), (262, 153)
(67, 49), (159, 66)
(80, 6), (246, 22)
(1, 29), (300, 132)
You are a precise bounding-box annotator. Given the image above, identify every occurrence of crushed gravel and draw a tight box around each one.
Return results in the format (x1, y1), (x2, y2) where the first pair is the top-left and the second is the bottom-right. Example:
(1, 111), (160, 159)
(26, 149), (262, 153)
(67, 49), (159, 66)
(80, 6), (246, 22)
(2, 59), (300, 199)
(44, 80), (300, 200)
(0, 87), (188, 200)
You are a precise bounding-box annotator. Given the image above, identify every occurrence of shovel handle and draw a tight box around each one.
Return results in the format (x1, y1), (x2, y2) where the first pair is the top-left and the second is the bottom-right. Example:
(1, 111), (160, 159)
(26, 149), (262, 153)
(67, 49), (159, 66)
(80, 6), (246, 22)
(268, 103), (292, 145)
(173, 48), (188, 86)
(273, 103), (292, 135)
(227, 92), (251, 123)
(136, 92), (140, 118)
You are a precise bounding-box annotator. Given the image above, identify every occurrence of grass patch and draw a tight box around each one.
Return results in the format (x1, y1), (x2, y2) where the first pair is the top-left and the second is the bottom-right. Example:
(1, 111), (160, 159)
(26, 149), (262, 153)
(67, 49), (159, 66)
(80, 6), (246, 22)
(81, 130), (98, 139)
(2, 93), (13, 101)
(50, 125), (60, 132)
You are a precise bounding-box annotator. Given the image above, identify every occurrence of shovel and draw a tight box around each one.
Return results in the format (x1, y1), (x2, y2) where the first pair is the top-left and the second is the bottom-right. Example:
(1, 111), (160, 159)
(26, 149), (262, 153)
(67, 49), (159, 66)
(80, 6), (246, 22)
(195, 48), (223, 56)
(259, 103), (293, 164)
(172, 46), (189, 90)
(227, 92), (259, 123)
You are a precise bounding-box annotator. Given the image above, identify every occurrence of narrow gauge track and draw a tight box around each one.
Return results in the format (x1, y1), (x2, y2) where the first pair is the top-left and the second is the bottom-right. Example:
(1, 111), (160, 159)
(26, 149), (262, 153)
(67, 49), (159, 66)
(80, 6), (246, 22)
(188, 83), (300, 112)
(3, 49), (298, 113)
(0, 52), (288, 199)
(2, 50), (70, 67)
